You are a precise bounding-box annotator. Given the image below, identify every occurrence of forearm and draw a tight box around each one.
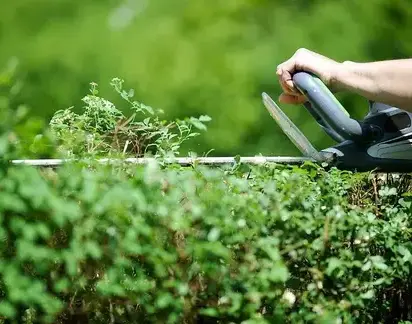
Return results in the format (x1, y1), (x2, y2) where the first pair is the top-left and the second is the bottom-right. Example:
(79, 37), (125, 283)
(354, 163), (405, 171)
(335, 59), (412, 111)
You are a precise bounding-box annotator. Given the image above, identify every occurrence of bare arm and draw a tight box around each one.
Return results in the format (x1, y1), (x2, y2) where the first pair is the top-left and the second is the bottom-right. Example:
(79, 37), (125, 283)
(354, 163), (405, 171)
(336, 59), (412, 110)
(277, 49), (412, 112)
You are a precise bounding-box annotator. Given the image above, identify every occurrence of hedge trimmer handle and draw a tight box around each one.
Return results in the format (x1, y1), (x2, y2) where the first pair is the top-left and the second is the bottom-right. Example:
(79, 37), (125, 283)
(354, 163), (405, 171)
(292, 72), (366, 141)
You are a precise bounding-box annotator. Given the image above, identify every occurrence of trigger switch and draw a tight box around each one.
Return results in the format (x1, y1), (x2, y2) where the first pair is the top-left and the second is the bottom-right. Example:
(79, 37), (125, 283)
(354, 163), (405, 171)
(363, 124), (383, 142)
(371, 126), (382, 139)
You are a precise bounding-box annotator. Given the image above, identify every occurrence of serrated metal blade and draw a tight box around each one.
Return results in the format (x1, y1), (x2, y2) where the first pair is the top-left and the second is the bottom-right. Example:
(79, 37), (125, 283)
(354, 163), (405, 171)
(262, 92), (326, 162)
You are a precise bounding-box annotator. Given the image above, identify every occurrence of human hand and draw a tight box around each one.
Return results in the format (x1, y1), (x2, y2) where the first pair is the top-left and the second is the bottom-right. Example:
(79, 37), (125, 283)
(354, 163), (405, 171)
(276, 48), (342, 104)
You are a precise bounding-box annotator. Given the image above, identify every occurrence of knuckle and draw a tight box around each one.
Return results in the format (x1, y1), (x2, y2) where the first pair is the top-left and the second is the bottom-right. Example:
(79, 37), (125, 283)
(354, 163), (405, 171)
(295, 47), (308, 55)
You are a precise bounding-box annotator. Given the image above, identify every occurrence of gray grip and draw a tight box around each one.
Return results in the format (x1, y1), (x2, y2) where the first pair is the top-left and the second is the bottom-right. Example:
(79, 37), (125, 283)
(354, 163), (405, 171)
(293, 72), (363, 140)
(303, 102), (346, 143)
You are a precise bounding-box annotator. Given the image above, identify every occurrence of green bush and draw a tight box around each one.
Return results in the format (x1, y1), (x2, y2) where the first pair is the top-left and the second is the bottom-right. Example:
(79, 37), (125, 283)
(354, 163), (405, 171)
(2, 77), (412, 323)
(2, 154), (412, 323)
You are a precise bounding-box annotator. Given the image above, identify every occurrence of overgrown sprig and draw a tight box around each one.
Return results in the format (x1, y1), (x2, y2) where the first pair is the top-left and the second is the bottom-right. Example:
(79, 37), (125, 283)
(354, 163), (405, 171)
(49, 78), (211, 159)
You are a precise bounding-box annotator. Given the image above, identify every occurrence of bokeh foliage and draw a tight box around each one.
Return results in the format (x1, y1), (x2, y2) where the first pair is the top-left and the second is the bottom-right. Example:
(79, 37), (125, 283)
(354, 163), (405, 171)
(1, 0), (412, 156)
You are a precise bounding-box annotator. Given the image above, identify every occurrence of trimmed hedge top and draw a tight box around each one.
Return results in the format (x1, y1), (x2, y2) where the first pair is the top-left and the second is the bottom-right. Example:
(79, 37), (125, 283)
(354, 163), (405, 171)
(2, 160), (412, 323)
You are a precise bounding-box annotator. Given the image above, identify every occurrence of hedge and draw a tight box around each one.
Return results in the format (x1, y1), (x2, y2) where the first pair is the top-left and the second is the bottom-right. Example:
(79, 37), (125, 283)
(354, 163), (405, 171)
(1, 78), (412, 323)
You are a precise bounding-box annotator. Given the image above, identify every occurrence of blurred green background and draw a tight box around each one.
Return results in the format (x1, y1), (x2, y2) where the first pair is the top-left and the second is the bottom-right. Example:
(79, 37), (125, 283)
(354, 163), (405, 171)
(1, 0), (411, 157)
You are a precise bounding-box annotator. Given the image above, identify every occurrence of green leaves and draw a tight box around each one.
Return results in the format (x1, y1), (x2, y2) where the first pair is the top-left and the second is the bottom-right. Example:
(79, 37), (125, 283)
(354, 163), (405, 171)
(49, 78), (211, 159)
(326, 257), (344, 276)
(268, 264), (289, 283)
(0, 301), (16, 318)
(189, 115), (211, 131)
(2, 111), (412, 323)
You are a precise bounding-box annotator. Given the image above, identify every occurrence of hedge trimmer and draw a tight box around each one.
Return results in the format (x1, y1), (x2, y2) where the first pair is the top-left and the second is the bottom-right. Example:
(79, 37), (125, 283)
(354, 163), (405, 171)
(10, 72), (412, 172)
(262, 71), (412, 172)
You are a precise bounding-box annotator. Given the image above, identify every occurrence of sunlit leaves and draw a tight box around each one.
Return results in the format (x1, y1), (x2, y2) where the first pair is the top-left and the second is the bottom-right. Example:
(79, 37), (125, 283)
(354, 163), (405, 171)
(49, 78), (211, 159)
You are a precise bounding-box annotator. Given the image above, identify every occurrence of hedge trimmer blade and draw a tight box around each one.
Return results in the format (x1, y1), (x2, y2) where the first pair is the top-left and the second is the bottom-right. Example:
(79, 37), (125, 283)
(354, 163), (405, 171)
(262, 92), (327, 162)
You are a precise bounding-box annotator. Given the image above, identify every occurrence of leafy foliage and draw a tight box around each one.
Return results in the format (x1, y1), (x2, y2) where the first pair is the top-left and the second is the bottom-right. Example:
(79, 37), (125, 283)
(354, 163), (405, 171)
(2, 155), (412, 323)
(49, 78), (211, 159)
(2, 77), (412, 323)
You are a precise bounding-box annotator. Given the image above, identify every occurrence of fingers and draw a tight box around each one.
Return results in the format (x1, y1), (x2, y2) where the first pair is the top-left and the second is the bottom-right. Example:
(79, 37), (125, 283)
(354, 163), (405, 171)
(278, 93), (307, 104)
(277, 57), (306, 105)
(276, 58), (299, 95)
(277, 63), (307, 105)
(276, 48), (323, 105)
